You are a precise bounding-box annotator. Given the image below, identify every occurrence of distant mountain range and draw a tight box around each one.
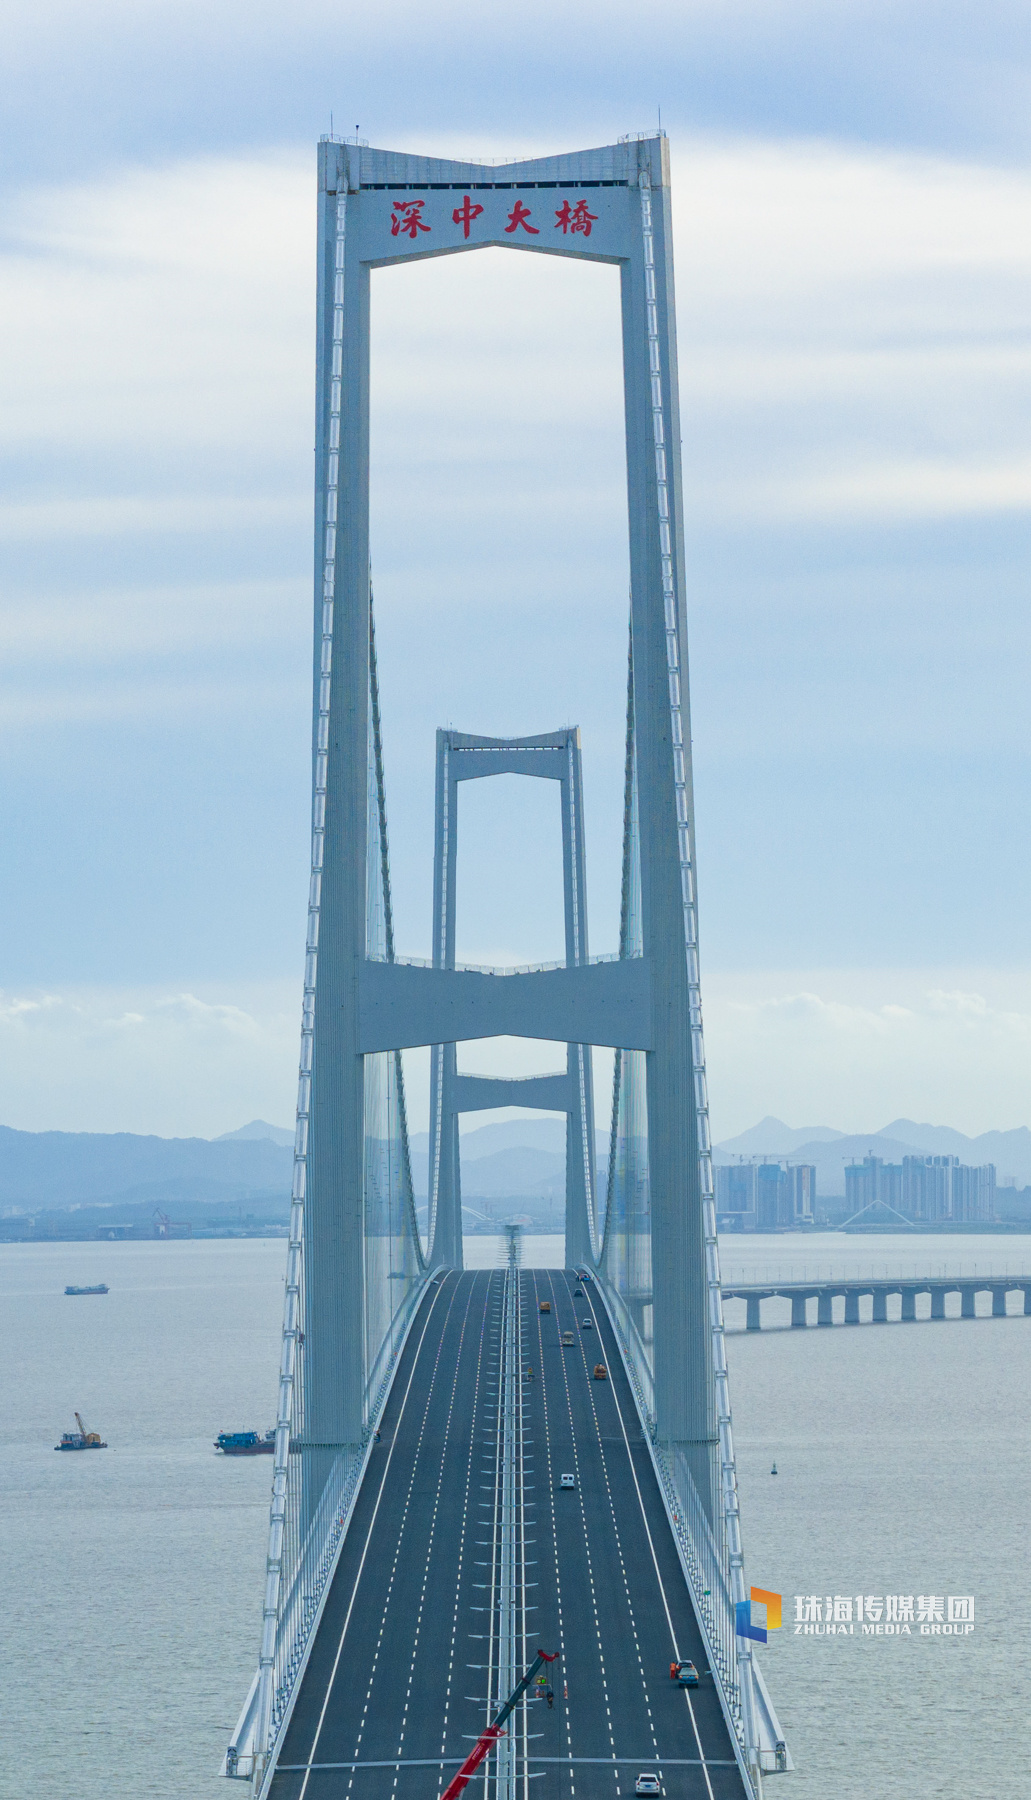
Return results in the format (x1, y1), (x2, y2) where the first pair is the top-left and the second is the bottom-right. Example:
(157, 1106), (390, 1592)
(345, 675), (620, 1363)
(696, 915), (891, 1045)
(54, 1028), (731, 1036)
(715, 1116), (848, 1154)
(713, 1117), (1031, 1193)
(0, 1121), (293, 1214)
(408, 1118), (591, 1201)
(217, 1118), (294, 1148)
(2, 1111), (1029, 1222)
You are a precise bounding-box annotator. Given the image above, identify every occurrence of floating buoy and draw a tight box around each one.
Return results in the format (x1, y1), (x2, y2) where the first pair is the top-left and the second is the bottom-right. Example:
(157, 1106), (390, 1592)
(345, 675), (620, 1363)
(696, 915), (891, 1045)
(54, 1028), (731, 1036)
(771, 1462), (778, 1475)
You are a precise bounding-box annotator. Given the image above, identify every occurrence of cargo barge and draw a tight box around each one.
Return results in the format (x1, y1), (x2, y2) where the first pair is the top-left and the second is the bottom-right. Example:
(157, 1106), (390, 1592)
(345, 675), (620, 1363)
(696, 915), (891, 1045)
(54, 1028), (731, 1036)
(56, 1413), (107, 1450)
(215, 1429), (276, 1456)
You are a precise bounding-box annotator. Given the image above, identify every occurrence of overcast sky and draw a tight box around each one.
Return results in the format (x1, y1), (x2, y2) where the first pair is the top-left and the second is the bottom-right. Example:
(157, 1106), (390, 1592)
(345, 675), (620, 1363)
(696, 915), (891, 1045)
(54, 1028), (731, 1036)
(1, 1), (1030, 1140)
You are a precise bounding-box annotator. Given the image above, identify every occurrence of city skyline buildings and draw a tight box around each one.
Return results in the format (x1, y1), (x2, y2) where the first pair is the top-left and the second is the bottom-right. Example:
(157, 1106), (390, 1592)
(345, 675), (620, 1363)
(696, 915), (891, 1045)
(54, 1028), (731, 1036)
(844, 1153), (996, 1226)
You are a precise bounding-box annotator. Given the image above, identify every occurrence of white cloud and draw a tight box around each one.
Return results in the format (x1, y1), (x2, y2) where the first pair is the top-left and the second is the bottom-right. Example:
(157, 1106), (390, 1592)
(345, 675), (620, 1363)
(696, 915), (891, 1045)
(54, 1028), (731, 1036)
(671, 138), (1031, 522)
(0, 152), (313, 449)
(0, 133), (1029, 1087)
(703, 967), (1031, 1139)
(0, 579), (307, 665)
(0, 984), (300, 1136)
(731, 457), (1031, 522)
(0, 673), (306, 729)
(1, 132), (1029, 540)
(0, 496), (309, 542)
(5, 969), (1031, 1147)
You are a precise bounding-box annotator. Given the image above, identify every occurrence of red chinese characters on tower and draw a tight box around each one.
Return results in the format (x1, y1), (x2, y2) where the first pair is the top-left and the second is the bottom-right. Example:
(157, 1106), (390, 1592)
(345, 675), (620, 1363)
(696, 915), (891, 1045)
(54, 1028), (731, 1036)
(390, 199), (431, 239)
(452, 195), (484, 239)
(504, 200), (539, 235)
(554, 199), (598, 238)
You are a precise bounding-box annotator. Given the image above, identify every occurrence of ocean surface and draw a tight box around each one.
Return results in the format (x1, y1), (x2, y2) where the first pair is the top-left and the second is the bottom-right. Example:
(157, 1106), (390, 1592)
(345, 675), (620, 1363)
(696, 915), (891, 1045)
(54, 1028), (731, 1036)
(1, 1232), (1026, 1798)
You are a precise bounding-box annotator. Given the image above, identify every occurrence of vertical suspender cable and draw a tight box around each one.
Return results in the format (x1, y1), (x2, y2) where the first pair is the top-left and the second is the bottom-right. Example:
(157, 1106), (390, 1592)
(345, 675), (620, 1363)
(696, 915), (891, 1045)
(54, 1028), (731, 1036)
(253, 183), (347, 1783)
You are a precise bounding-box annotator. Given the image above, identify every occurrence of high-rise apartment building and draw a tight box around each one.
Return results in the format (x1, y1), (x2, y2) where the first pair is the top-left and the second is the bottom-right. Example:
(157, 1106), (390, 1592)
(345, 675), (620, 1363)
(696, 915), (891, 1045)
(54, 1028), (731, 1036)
(715, 1161), (815, 1231)
(844, 1154), (995, 1223)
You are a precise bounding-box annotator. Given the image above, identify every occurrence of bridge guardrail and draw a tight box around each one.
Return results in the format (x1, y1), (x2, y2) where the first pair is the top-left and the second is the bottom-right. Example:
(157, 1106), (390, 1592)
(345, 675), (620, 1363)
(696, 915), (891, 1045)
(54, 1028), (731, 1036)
(583, 1268), (780, 1800)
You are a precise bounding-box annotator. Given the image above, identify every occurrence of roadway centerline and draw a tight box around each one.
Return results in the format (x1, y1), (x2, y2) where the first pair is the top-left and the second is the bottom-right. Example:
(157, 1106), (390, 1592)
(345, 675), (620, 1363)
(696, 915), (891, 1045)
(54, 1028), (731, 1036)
(528, 1270), (576, 1798)
(542, 1268), (622, 1792)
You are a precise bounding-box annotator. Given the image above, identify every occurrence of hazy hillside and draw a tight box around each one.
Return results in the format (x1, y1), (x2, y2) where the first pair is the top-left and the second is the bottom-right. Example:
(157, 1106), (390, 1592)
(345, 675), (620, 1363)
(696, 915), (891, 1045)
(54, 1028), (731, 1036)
(407, 1119), (609, 1200)
(713, 1117), (1031, 1192)
(216, 1119), (294, 1147)
(408, 1118), (568, 1162)
(715, 1116), (847, 1155)
(5, 1107), (1029, 1222)
(0, 1124), (292, 1211)
(875, 1119), (1031, 1172)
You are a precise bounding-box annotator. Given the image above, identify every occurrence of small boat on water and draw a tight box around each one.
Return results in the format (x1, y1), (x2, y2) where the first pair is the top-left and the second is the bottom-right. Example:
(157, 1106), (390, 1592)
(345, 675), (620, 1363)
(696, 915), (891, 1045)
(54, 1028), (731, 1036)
(65, 1284), (109, 1296)
(215, 1429), (276, 1456)
(56, 1413), (107, 1451)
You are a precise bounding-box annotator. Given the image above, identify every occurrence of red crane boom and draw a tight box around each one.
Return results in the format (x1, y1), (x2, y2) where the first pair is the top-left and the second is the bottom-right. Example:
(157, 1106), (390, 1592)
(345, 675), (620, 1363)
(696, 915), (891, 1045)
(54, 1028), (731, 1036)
(439, 1649), (558, 1800)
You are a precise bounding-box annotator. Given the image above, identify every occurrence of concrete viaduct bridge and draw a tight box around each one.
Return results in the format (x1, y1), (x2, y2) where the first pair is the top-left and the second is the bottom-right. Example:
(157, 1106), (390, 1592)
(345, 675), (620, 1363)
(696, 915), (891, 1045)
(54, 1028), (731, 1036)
(723, 1272), (1031, 1330)
(224, 136), (787, 1799)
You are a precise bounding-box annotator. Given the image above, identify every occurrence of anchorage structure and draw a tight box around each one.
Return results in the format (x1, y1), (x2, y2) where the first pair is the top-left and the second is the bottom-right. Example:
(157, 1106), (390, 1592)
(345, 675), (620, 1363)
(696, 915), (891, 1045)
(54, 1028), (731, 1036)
(230, 134), (782, 1796)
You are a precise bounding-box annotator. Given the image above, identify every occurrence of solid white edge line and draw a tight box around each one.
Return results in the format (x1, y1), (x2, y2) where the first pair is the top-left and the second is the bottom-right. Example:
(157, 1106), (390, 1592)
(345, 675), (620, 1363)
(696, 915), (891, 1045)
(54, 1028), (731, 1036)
(257, 1269), (451, 1800)
(580, 1271), (756, 1800)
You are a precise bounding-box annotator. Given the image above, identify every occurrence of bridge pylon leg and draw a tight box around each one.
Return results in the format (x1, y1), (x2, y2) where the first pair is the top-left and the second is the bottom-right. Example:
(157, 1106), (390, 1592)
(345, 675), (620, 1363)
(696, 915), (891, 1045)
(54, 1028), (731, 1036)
(900, 1288), (917, 1322)
(844, 1291), (861, 1325)
(426, 726), (597, 1271)
(817, 1292), (834, 1327)
(746, 1295), (762, 1332)
(961, 1286), (977, 1318)
(991, 1287), (1008, 1318)
(872, 1290), (888, 1324)
(790, 1294), (808, 1328)
(931, 1288), (946, 1319)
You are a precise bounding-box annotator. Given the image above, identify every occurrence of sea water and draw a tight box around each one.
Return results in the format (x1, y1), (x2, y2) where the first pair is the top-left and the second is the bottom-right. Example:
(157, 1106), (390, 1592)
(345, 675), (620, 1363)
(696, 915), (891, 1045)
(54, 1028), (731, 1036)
(1, 1234), (1026, 1798)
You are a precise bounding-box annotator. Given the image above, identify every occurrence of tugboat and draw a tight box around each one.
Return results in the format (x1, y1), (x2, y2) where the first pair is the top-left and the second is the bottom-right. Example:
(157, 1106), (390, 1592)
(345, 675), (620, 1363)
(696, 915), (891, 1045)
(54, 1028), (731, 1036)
(65, 1284), (109, 1296)
(56, 1413), (107, 1451)
(215, 1428), (276, 1456)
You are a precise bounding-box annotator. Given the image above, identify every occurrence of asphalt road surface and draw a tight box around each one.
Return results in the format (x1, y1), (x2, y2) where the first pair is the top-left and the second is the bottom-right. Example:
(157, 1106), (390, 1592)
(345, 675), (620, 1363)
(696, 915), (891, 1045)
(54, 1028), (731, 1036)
(268, 1266), (747, 1800)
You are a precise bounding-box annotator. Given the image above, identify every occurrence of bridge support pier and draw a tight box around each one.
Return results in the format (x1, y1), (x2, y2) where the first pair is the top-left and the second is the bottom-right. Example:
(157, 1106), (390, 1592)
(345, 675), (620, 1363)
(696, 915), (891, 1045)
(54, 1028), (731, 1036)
(961, 1286), (977, 1318)
(931, 1289), (946, 1320)
(901, 1288), (917, 1322)
(872, 1290), (888, 1324)
(1024, 1288), (1031, 1316)
(746, 1295), (762, 1332)
(991, 1287), (1008, 1318)
(844, 1291), (861, 1325)
(791, 1295), (808, 1328)
(817, 1292), (834, 1327)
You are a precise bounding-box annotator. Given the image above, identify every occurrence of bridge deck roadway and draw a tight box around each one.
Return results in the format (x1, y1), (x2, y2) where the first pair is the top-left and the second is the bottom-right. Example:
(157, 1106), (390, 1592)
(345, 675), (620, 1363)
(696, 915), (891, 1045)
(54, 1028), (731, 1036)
(268, 1268), (745, 1800)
